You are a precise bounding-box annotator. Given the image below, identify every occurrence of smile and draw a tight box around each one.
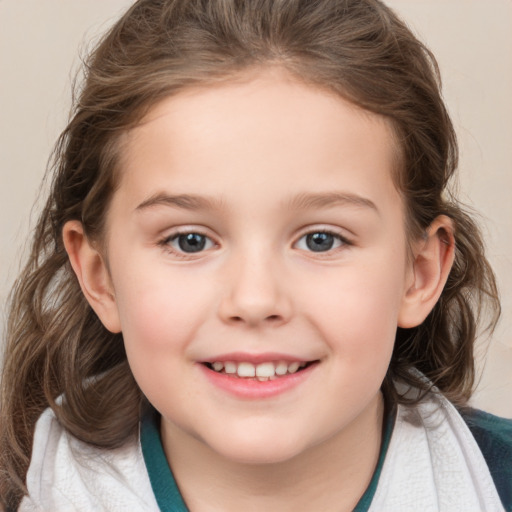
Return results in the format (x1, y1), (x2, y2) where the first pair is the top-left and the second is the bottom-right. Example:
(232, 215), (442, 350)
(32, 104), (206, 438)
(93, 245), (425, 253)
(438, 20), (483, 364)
(199, 356), (320, 399)
(203, 360), (314, 381)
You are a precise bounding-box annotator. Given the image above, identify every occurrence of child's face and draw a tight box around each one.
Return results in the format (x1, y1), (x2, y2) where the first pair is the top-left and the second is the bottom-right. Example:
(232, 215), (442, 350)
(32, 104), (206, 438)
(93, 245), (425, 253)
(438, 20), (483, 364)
(103, 70), (415, 464)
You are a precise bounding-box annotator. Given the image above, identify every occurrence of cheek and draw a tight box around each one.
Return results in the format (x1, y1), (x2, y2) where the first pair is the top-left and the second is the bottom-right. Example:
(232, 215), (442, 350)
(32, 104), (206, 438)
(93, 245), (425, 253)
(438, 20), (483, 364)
(110, 267), (212, 411)
(299, 259), (406, 363)
(110, 259), (214, 357)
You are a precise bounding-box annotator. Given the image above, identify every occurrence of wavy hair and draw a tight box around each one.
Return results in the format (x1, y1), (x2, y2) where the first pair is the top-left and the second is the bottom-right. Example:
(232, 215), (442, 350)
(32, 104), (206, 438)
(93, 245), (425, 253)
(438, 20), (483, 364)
(0, 0), (500, 508)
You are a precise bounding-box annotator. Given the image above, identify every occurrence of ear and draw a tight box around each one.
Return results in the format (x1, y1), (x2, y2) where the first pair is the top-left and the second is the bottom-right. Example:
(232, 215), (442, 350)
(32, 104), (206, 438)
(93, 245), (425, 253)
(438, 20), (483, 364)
(398, 215), (455, 328)
(63, 220), (121, 333)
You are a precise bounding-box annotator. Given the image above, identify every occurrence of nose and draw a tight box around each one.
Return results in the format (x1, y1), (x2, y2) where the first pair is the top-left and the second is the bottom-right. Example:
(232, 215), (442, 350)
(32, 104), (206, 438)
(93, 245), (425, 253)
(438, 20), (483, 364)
(217, 248), (293, 327)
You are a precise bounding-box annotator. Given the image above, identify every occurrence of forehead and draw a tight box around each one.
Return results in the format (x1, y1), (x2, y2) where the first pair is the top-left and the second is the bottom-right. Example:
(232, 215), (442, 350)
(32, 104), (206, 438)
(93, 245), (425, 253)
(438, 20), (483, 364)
(114, 69), (402, 217)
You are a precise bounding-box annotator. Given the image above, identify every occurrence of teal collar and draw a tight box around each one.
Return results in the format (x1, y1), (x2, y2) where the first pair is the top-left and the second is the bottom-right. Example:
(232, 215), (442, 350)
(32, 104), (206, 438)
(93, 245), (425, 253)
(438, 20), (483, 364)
(141, 405), (396, 512)
(141, 410), (189, 512)
(353, 402), (396, 511)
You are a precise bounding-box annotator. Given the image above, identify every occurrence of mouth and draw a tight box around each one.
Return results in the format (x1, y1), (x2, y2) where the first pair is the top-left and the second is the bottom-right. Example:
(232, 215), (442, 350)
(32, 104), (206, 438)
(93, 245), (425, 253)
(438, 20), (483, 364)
(202, 360), (318, 381)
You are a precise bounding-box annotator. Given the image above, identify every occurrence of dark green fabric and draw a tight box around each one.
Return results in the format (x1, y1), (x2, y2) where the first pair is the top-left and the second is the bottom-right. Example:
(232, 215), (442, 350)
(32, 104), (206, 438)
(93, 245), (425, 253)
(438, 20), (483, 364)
(353, 403), (396, 511)
(141, 405), (512, 512)
(460, 408), (512, 512)
(140, 406), (395, 512)
(141, 411), (189, 512)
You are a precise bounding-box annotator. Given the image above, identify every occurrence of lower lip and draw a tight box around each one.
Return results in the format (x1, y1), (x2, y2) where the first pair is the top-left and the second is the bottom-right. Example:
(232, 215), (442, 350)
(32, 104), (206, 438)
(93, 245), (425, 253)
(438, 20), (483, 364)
(198, 362), (318, 399)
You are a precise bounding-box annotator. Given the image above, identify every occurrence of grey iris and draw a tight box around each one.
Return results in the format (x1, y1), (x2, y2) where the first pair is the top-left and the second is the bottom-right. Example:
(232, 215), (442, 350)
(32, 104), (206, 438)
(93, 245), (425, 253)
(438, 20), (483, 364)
(306, 232), (334, 252)
(178, 233), (206, 252)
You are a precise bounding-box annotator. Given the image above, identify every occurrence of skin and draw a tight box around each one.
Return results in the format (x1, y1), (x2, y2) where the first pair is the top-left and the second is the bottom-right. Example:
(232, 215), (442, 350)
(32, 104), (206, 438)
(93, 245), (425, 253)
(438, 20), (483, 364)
(64, 68), (455, 511)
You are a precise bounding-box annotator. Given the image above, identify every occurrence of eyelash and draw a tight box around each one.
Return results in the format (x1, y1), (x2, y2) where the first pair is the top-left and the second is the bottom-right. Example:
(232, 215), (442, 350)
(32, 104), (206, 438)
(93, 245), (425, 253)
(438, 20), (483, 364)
(158, 230), (216, 259)
(157, 228), (352, 258)
(294, 230), (352, 255)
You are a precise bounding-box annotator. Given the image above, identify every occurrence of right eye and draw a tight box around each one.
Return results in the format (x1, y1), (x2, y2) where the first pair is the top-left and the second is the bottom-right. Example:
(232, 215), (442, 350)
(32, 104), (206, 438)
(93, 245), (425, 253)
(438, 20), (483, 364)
(294, 230), (349, 253)
(165, 232), (215, 254)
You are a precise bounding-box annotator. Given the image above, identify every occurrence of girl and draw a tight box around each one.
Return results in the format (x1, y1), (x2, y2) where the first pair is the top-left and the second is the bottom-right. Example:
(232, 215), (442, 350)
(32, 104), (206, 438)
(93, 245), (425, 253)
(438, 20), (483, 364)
(1, 0), (511, 510)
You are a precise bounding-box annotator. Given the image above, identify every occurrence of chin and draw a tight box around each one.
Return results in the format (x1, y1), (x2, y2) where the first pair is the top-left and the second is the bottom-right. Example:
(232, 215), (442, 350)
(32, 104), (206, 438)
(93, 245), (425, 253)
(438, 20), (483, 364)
(207, 429), (308, 466)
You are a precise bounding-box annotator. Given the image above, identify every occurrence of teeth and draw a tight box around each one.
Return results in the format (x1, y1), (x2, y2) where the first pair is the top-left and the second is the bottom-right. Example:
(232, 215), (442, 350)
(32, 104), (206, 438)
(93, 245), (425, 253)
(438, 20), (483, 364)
(275, 362), (288, 376)
(256, 362), (275, 378)
(237, 362), (256, 378)
(224, 362), (237, 374)
(287, 362), (300, 374)
(209, 360), (311, 379)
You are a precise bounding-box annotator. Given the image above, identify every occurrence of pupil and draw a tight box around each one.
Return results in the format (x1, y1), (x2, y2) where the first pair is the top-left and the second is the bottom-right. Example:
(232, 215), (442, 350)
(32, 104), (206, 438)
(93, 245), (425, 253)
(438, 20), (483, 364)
(178, 233), (206, 252)
(306, 232), (334, 252)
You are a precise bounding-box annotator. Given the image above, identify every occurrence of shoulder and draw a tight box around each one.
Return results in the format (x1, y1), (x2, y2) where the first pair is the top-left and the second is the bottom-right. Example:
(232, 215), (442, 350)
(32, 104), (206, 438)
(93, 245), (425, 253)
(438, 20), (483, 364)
(460, 407), (512, 446)
(459, 407), (512, 512)
(375, 384), (508, 511)
(20, 407), (160, 512)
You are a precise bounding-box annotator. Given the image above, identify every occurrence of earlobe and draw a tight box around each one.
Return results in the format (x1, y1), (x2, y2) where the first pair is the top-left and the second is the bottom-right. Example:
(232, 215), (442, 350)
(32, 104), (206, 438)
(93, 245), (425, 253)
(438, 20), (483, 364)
(398, 215), (455, 328)
(62, 220), (121, 333)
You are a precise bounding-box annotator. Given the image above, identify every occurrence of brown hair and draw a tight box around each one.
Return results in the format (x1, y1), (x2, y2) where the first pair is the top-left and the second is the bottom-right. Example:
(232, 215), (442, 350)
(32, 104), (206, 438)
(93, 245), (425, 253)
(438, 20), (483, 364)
(0, 0), (500, 508)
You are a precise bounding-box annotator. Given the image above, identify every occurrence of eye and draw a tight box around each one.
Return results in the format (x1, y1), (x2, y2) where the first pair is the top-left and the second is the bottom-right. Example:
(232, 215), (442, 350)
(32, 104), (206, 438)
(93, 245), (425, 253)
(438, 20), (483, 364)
(295, 231), (348, 253)
(166, 232), (215, 253)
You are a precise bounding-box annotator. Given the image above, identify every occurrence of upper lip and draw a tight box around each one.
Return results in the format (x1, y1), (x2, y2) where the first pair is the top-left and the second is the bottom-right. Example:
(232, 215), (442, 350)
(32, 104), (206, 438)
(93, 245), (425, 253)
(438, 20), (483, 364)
(198, 352), (317, 364)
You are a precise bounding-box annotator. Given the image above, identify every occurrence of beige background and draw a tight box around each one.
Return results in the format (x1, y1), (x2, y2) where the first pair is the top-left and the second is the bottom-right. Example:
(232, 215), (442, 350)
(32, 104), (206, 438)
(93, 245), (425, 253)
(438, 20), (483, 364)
(1, 1), (511, 416)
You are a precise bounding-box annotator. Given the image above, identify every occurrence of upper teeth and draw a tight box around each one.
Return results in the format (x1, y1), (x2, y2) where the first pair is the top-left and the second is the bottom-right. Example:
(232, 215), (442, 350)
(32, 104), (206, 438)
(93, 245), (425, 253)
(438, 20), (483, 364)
(209, 360), (307, 379)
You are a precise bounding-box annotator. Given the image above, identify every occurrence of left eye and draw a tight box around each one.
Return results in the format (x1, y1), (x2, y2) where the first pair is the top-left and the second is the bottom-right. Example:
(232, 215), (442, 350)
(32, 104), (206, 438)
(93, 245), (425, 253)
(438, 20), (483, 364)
(167, 232), (214, 253)
(295, 232), (346, 252)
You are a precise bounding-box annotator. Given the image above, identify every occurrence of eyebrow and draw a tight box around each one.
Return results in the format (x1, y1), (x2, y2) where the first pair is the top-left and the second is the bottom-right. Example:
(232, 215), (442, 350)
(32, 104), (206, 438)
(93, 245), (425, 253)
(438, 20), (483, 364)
(135, 191), (379, 215)
(135, 192), (224, 212)
(285, 192), (379, 215)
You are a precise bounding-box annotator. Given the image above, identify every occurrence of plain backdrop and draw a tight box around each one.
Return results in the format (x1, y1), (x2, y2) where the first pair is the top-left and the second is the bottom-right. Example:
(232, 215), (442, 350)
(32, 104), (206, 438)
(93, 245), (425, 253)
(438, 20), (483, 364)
(1, 0), (511, 416)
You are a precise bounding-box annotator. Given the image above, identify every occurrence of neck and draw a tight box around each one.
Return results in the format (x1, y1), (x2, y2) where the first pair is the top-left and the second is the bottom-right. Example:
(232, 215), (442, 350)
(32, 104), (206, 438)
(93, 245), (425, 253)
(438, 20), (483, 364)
(162, 393), (385, 512)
